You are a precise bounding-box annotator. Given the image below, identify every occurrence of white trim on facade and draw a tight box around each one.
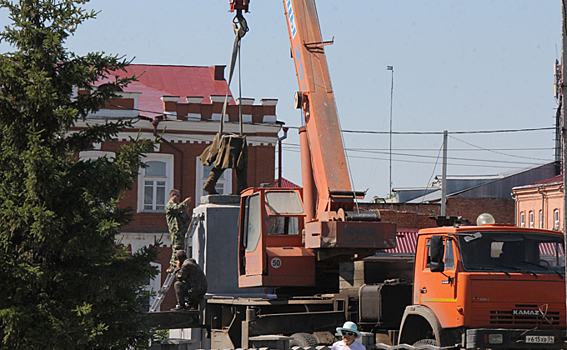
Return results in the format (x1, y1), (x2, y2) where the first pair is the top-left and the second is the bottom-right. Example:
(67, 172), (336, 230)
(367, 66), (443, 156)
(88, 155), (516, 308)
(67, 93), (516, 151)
(79, 150), (116, 160)
(87, 92), (142, 119)
(73, 119), (281, 146)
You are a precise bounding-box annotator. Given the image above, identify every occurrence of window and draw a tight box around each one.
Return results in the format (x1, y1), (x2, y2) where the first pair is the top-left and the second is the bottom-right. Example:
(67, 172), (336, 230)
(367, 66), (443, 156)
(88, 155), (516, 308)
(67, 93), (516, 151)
(266, 216), (300, 235)
(445, 238), (455, 269)
(195, 157), (232, 200)
(243, 194), (262, 253)
(520, 212), (525, 227)
(539, 210), (543, 229)
(265, 191), (304, 214)
(554, 209), (560, 230)
(459, 232), (565, 275)
(143, 161), (166, 211)
(529, 211), (534, 228)
(137, 154), (174, 213)
(425, 236), (453, 270)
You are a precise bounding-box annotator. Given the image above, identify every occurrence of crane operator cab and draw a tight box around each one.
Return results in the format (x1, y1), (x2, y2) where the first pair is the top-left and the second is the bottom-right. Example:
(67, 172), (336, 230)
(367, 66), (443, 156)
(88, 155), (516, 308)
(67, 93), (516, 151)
(238, 187), (314, 288)
(237, 187), (398, 289)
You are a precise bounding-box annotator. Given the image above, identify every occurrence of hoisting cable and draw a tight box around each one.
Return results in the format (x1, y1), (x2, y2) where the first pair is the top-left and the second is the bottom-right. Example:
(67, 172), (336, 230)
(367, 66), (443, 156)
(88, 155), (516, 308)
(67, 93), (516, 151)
(333, 93), (361, 213)
(238, 31), (243, 136)
(220, 9), (249, 136)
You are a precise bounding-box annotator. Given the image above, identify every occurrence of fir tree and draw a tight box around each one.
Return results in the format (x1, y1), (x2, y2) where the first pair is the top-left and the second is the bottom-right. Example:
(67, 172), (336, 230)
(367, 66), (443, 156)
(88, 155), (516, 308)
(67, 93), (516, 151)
(0, 1), (159, 349)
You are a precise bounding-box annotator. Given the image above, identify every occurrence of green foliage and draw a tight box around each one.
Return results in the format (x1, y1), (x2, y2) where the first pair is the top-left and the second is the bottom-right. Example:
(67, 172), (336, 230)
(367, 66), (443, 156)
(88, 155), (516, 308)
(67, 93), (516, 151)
(0, 1), (159, 349)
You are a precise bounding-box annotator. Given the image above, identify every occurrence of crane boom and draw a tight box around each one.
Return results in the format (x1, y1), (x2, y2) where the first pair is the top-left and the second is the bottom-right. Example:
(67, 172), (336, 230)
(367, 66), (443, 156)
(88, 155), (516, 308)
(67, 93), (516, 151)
(283, 0), (352, 219)
(231, 0), (396, 290)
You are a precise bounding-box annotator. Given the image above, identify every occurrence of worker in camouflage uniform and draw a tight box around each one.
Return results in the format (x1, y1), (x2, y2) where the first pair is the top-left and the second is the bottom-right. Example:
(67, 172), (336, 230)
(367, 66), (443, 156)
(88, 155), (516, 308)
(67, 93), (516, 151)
(172, 250), (208, 311)
(166, 189), (192, 272)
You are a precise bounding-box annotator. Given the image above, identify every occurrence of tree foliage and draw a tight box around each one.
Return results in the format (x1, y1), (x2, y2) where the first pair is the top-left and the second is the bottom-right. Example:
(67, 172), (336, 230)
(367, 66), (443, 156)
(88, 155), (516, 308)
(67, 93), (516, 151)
(0, 1), (159, 348)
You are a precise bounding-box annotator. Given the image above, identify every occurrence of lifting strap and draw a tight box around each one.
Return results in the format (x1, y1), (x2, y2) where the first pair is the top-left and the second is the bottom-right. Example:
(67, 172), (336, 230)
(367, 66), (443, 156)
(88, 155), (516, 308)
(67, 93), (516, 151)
(220, 9), (248, 136)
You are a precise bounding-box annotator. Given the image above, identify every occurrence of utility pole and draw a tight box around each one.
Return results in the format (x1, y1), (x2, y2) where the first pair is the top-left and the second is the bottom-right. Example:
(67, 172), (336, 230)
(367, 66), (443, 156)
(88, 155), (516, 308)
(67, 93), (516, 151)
(387, 66), (394, 196)
(441, 130), (448, 216)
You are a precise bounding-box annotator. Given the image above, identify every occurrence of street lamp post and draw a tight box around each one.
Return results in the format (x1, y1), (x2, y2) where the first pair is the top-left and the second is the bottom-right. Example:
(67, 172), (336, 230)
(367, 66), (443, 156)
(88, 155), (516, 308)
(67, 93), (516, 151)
(387, 66), (394, 196)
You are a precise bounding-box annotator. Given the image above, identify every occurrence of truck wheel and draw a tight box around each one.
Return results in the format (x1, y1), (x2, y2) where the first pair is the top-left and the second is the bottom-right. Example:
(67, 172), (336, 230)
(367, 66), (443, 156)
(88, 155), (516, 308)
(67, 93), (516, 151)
(290, 332), (318, 347)
(413, 338), (437, 347)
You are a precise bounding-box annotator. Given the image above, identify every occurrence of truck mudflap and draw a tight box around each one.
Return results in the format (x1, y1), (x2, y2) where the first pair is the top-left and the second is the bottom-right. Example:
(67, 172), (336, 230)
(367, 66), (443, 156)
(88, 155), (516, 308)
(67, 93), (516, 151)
(466, 328), (567, 349)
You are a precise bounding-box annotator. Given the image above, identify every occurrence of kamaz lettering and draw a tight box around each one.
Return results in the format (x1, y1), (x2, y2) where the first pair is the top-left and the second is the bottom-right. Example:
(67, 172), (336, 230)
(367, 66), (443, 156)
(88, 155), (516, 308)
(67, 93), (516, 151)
(513, 309), (541, 316)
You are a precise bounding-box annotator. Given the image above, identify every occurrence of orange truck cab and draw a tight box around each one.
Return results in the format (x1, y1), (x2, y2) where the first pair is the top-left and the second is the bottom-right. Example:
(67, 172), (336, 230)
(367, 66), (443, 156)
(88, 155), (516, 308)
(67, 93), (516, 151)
(398, 223), (567, 348)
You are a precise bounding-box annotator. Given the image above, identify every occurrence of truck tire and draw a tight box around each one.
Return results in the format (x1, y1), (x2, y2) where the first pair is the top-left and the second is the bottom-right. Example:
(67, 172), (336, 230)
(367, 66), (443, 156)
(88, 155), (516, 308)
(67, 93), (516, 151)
(413, 338), (437, 347)
(290, 332), (318, 347)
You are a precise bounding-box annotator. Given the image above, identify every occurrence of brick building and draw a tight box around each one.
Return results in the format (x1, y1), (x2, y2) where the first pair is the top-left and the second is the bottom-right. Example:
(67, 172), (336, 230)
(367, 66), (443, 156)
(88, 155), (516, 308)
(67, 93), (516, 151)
(512, 174), (563, 231)
(361, 196), (515, 230)
(72, 64), (282, 311)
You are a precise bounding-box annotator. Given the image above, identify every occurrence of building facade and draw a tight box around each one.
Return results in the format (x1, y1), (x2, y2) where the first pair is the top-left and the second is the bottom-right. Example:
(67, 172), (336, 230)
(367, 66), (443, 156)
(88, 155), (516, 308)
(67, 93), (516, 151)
(512, 175), (563, 231)
(73, 64), (282, 311)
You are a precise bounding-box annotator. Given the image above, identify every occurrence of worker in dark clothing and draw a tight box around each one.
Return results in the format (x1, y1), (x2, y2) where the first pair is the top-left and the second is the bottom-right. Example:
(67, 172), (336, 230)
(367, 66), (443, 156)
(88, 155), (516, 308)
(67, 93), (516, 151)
(172, 250), (208, 311)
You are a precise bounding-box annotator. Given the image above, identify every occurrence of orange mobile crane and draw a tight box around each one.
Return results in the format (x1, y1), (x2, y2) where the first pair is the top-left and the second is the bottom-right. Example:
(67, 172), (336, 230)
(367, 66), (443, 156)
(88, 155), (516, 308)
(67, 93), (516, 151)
(204, 1), (567, 349)
(234, 0), (397, 291)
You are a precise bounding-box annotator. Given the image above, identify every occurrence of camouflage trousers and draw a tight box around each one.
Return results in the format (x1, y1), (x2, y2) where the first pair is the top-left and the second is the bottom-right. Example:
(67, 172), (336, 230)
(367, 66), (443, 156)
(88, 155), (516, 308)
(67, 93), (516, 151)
(169, 229), (186, 266)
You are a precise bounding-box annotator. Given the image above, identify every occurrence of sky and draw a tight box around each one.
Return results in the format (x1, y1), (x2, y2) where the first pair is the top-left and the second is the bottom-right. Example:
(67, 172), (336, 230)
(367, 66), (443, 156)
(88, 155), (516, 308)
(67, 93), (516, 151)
(1, 1), (562, 200)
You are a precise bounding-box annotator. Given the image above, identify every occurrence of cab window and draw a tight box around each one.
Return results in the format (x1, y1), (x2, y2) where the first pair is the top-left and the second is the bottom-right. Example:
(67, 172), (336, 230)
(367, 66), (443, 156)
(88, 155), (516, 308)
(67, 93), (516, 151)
(266, 216), (299, 235)
(426, 237), (455, 270)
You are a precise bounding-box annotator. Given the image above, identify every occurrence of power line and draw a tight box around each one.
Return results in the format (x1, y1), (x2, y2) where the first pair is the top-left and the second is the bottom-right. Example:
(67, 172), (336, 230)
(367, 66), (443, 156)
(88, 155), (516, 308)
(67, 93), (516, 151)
(283, 142), (553, 157)
(341, 126), (555, 135)
(281, 146), (549, 169)
(281, 143), (552, 166)
(449, 135), (548, 161)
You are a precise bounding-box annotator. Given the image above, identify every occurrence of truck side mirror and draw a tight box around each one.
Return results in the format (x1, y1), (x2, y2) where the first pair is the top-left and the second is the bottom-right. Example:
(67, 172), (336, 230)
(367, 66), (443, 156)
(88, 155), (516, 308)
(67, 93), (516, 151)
(430, 235), (445, 272)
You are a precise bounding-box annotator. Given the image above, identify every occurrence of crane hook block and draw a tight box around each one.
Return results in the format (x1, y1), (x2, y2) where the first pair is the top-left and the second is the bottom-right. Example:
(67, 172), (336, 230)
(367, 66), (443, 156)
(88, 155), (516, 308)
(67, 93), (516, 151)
(230, 0), (249, 12)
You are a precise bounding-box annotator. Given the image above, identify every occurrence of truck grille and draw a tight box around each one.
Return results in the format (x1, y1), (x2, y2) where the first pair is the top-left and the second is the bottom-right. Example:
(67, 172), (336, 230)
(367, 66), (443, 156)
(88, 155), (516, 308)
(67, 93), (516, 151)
(490, 304), (560, 326)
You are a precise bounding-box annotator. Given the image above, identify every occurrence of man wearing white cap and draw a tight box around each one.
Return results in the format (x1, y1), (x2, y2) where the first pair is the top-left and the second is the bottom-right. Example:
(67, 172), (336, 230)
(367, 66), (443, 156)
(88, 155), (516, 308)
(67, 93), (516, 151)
(332, 321), (366, 350)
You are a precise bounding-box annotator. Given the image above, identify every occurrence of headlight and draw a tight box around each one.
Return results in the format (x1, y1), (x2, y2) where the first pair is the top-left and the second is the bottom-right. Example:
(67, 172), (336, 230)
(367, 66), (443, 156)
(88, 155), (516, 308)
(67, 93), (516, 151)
(488, 334), (503, 344)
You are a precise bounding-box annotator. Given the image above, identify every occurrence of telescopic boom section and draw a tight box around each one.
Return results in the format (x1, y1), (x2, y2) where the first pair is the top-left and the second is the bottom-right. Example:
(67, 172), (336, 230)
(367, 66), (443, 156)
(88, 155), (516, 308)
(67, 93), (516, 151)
(283, 0), (352, 219)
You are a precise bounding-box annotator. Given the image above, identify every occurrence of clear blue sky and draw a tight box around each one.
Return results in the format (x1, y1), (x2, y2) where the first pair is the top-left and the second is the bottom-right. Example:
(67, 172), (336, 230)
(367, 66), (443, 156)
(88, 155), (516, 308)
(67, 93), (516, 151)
(2, 1), (562, 200)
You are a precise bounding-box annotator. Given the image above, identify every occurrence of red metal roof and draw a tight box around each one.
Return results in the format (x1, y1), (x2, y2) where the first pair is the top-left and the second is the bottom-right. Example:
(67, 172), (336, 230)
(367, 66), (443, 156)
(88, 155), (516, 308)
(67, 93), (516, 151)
(514, 174), (563, 190)
(97, 64), (233, 119)
(382, 229), (418, 254)
(531, 174), (563, 186)
(274, 178), (300, 188)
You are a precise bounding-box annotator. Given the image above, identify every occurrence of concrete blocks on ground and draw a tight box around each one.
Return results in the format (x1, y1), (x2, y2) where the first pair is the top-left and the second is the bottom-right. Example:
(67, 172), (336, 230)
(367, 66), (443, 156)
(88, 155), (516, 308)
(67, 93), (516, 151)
(249, 335), (292, 350)
(195, 347), (332, 350)
(150, 338), (195, 350)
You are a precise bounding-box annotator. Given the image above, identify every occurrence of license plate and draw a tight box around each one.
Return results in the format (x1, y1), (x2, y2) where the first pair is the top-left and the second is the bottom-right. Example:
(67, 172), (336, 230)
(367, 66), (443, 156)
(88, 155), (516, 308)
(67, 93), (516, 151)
(525, 335), (554, 344)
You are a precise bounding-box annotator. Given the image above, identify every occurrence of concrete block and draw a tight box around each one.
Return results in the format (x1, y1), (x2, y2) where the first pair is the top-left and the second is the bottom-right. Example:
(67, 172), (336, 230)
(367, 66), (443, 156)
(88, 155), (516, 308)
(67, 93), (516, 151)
(360, 332), (375, 349)
(192, 197), (265, 295)
(249, 335), (293, 350)
(161, 338), (195, 350)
